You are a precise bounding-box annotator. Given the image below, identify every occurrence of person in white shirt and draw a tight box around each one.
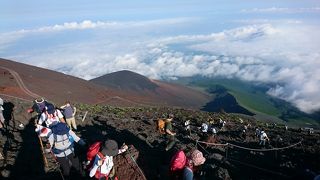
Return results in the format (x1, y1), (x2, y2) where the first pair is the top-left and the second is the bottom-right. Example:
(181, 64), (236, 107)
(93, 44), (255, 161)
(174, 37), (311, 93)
(89, 140), (128, 179)
(38, 103), (65, 128)
(259, 130), (269, 146)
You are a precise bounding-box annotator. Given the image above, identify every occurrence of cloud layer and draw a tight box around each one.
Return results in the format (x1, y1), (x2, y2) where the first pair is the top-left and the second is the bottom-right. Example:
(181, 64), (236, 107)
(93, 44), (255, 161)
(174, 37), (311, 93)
(1, 20), (320, 113)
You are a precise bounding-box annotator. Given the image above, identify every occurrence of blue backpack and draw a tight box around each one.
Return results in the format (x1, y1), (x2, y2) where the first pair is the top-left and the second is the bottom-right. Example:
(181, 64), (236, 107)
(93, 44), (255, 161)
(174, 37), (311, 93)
(50, 123), (74, 154)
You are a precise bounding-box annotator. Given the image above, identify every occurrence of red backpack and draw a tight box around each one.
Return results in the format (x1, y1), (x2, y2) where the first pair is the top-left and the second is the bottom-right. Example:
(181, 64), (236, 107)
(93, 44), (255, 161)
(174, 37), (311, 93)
(170, 150), (187, 177)
(86, 142), (112, 179)
(86, 141), (103, 170)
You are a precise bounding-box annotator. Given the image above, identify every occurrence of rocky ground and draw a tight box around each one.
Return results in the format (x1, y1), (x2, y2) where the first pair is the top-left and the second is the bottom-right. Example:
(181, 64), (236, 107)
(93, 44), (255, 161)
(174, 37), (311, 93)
(0, 97), (320, 180)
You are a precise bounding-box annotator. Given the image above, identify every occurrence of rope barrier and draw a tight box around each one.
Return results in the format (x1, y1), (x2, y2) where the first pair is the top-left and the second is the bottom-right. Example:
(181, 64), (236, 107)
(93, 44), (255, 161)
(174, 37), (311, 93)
(228, 158), (290, 178)
(228, 141), (302, 152)
(195, 139), (302, 152)
(196, 140), (229, 147)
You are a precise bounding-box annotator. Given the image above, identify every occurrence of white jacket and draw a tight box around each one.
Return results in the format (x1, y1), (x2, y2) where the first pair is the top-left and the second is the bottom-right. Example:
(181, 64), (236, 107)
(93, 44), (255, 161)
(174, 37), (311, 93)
(89, 148), (127, 177)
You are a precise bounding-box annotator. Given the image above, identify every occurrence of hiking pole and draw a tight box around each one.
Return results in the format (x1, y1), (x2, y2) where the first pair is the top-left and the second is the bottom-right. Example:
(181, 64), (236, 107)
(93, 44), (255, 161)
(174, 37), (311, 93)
(38, 135), (49, 168)
(81, 111), (88, 122)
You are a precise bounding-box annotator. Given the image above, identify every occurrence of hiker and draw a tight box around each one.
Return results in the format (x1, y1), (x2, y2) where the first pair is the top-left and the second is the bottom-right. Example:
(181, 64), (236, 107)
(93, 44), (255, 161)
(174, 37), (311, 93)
(183, 149), (206, 180)
(165, 114), (176, 151)
(184, 120), (191, 136)
(38, 103), (65, 128)
(89, 139), (128, 179)
(0, 97), (5, 130)
(28, 97), (49, 118)
(0, 97), (4, 160)
(242, 125), (248, 139)
(255, 128), (261, 138)
(47, 122), (86, 179)
(60, 101), (77, 131)
(201, 123), (208, 138)
(259, 129), (269, 146)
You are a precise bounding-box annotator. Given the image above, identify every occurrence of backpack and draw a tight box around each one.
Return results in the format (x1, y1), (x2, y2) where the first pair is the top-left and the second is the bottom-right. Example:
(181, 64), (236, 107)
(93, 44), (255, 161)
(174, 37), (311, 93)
(157, 119), (166, 134)
(32, 99), (48, 114)
(50, 123), (73, 154)
(86, 142), (111, 179)
(87, 141), (103, 162)
(170, 150), (187, 172)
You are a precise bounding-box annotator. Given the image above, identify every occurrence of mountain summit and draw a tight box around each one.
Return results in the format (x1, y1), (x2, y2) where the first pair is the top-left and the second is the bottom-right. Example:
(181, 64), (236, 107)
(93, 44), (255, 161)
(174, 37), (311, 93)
(90, 70), (158, 92)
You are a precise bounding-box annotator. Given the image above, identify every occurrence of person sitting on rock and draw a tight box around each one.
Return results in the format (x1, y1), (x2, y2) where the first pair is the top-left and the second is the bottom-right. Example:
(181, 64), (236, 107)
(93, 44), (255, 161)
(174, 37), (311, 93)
(183, 149), (206, 180)
(89, 139), (128, 179)
(165, 114), (176, 151)
(259, 129), (269, 147)
(38, 103), (65, 128)
(60, 101), (77, 131)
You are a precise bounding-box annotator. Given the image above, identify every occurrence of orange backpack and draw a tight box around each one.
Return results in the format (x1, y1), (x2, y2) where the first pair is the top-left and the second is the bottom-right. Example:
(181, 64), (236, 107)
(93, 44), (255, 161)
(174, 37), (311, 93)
(157, 119), (166, 134)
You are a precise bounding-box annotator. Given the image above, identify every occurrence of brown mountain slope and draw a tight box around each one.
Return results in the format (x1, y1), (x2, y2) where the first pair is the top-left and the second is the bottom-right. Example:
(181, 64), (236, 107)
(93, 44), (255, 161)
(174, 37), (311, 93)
(0, 58), (115, 105)
(90, 70), (210, 109)
(0, 58), (209, 109)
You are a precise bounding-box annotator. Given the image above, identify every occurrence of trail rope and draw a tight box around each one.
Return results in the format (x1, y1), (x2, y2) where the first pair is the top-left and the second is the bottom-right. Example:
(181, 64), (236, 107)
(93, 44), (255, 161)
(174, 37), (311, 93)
(195, 139), (302, 152)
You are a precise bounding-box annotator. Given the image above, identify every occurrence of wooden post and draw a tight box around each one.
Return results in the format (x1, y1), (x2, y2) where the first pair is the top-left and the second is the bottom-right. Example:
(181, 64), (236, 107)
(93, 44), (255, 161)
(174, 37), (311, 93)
(38, 136), (48, 168)
(81, 111), (88, 122)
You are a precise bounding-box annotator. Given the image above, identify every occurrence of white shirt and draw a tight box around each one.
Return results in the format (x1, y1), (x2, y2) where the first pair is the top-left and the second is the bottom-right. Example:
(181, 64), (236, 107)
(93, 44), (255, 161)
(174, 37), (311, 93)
(38, 109), (64, 127)
(201, 123), (208, 133)
(89, 148), (127, 177)
(260, 131), (268, 141)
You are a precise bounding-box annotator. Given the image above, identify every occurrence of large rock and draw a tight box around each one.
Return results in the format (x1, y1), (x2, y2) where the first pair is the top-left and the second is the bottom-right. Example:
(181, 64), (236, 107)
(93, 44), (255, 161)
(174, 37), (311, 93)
(114, 145), (145, 180)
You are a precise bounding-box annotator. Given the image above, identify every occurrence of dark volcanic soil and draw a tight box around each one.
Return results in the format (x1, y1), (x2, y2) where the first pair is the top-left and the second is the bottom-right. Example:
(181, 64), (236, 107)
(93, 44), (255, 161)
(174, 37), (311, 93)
(0, 96), (320, 180)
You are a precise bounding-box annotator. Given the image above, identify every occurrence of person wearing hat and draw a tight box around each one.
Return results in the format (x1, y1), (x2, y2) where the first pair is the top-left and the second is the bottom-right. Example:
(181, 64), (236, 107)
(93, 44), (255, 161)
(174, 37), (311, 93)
(183, 149), (206, 180)
(165, 114), (176, 151)
(38, 103), (65, 128)
(89, 139), (128, 179)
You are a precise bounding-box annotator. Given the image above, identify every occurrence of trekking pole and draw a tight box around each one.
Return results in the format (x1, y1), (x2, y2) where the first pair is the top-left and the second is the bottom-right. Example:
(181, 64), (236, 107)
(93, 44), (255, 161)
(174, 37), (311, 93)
(38, 135), (49, 168)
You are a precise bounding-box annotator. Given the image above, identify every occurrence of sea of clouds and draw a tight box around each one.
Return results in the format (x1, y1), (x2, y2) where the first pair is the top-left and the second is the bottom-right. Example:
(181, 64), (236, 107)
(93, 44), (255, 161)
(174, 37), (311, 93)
(0, 18), (319, 113)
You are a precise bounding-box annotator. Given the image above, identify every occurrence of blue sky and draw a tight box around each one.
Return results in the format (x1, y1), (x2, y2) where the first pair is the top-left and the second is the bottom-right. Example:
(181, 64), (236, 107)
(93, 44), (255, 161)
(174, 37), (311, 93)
(1, 0), (320, 113)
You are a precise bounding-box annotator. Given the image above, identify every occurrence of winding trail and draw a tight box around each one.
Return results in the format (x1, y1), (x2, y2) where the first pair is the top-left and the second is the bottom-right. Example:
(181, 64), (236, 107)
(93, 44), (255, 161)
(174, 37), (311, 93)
(0, 66), (41, 98)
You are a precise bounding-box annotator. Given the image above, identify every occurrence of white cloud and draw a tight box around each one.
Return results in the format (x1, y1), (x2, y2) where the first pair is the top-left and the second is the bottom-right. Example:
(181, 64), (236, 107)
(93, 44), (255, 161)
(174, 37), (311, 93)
(241, 7), (320, 13)
(1, 20), (320, 113)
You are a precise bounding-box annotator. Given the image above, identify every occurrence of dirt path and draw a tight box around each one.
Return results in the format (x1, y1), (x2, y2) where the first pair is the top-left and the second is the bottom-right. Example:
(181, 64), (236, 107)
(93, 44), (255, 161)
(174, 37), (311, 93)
(0, 66), (41, 98)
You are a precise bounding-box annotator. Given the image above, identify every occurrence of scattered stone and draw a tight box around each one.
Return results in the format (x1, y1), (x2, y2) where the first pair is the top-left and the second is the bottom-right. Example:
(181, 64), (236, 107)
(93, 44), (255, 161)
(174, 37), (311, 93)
(209, 153), (224, 162)
(215, 167), (231, 180)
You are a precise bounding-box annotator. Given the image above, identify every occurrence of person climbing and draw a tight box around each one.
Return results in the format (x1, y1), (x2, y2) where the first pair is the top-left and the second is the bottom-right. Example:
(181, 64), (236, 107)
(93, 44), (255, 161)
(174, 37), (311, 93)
(184, 120), (191, 136)
(182, 149), (206, 180)
(60, 101), (77, 131)
(28, 97), (49, 118)
(259, 129), (269, 147)
(46, 122), (86, 179)
(89, 139), (128, 180)
(0, 97), (5, 130)
(201, 122), (208, 138)
(165, 114), (176, 151)
(255, 128), (261, 139)
(38, 103), (65, 128)
(0, 97), (5, 160)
